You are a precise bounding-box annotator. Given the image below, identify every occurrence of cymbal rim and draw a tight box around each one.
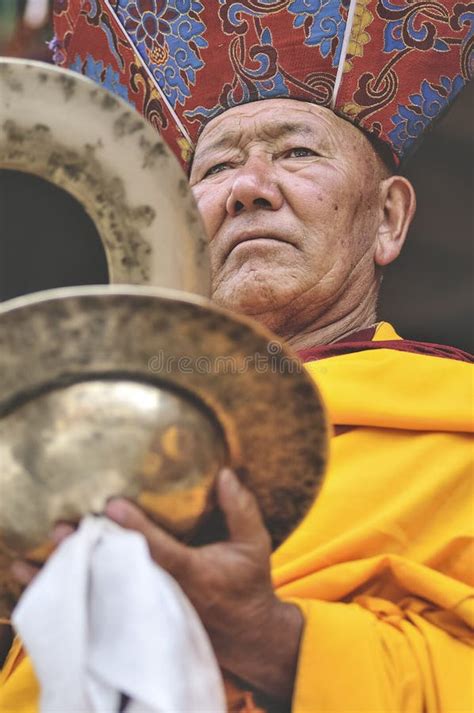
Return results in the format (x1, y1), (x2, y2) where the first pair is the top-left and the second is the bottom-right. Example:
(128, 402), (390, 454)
(0, 58), (210, 298)
(0, 285), (329, 551)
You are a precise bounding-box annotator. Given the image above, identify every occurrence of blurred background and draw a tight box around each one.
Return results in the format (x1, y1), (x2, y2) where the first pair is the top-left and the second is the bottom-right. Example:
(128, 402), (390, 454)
(0, 0), (52, 61)
(379, 85), (473, 353)
(0, 0), (472, 351)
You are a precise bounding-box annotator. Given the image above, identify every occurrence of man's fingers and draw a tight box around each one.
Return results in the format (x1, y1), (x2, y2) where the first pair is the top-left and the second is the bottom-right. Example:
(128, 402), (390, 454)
(105, 498), (191, 580)
(218, 469), (269, 548)
(10, 524), (75, 588)
(50, 522), (75, 545)
(10, 560), (39, 586)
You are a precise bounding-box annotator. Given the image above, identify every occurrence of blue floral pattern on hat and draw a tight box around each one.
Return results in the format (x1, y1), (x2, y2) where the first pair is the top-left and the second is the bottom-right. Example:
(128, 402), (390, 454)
(116, 0), (208, 108)
(388, 75), (465, 153)
(70, 54), (131, 104)
(288, 0), (347, 65)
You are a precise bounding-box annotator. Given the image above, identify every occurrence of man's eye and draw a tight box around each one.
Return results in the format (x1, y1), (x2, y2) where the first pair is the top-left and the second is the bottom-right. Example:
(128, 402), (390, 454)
(203, 162), (231, 178)
(285, 147), (317, 158)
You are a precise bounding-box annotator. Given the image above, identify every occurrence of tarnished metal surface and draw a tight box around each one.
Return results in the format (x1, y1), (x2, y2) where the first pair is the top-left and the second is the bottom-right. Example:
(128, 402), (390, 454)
(0, 380), (226, 553)
(0, 287), (328, 579)
(0, 59), (210, 296)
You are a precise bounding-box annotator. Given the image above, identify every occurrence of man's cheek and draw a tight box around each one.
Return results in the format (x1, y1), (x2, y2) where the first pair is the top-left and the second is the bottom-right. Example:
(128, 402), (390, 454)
(193, 193), (224, 243)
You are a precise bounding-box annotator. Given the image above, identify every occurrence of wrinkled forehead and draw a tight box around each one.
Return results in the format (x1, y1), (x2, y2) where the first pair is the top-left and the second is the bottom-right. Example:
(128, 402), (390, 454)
(193, 98), (365, 157)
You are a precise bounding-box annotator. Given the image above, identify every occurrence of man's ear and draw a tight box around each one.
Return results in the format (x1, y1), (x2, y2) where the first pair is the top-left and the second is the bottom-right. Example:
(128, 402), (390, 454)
(375, 176), (416, 267)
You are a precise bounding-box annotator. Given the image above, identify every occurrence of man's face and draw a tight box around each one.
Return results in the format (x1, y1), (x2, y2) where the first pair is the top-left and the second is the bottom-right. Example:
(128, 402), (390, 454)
(190, 99), (386, 335)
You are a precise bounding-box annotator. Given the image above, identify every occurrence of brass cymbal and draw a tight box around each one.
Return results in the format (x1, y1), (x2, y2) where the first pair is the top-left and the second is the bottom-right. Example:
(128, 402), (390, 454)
(0, 286), (328, 611)
(0, 58), (210, 297)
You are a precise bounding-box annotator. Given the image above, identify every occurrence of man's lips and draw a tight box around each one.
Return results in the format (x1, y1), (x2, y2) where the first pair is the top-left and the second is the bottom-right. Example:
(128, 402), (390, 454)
(224, 231), (295, 259)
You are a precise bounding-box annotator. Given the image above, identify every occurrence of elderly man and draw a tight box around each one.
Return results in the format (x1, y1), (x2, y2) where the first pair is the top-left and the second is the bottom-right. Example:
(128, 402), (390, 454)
(104, 98), (472, 711)
(1, 2), (473, 712)
(188, 99), (413, 345)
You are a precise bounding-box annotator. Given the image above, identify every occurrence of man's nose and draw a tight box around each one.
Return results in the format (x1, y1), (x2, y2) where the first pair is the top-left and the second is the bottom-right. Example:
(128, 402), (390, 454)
(226, 159), (283, 216)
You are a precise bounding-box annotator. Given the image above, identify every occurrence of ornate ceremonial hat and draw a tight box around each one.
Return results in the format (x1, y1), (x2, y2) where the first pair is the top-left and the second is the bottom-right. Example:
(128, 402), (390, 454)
(52, 0), (472, 167)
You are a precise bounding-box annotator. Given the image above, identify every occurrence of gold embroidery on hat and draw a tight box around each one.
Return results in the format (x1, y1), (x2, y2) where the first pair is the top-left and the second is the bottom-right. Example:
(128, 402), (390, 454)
(148, 41), (169, 66)
(344, 0), (374, 73)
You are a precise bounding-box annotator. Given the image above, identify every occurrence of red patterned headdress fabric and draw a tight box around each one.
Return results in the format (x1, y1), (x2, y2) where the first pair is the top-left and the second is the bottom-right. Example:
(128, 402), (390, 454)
(53, 1), (473, 168)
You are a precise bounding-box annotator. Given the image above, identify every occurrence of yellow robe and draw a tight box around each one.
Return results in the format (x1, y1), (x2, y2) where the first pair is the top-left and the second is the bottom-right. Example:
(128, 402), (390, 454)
(1, 322), (473, 712)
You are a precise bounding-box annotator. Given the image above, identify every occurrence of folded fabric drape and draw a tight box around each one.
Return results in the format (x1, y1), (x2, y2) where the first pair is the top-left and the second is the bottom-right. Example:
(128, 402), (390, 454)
(12, 516), (226, 713)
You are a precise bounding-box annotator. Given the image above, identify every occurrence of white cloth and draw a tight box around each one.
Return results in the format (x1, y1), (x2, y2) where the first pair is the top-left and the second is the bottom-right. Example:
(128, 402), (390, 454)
(13, 516), (226, 713)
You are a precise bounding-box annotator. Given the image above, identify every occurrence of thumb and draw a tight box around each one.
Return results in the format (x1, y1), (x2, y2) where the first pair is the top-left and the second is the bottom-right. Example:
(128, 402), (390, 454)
(217, 469), (269, 548)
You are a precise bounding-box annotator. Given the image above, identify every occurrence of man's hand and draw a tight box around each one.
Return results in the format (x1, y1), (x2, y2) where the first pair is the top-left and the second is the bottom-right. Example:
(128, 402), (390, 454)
(105, 469), (303, 702)
(12, 469), (303, 703)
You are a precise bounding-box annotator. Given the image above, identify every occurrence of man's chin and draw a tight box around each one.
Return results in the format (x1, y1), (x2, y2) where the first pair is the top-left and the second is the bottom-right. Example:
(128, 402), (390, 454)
(212, 289), (261, 315)
(211, 282), (290, 331)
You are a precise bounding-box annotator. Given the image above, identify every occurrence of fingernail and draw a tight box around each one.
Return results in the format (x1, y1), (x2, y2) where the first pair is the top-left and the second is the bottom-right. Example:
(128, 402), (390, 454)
(50, 523), (74, 544)
(105, 498), (129, 524)
(10, 561), (32, 584)
(220, 468), (239, 493)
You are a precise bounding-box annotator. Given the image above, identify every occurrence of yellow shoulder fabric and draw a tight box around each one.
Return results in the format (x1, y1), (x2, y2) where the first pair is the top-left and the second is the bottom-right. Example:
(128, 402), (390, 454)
(272, 324), (473, 712)
(0, 636), (39, 712)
